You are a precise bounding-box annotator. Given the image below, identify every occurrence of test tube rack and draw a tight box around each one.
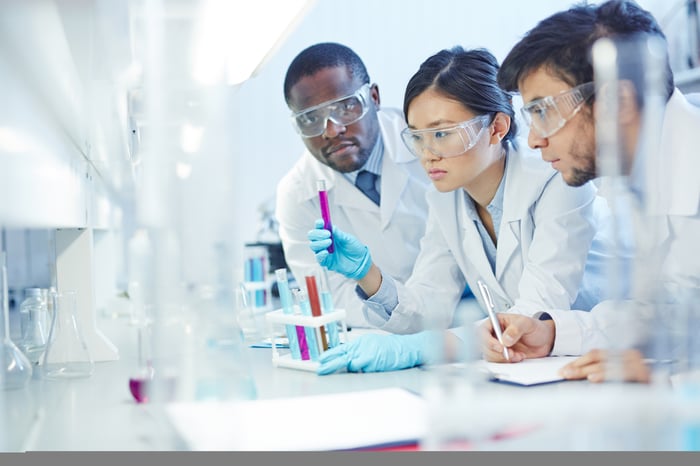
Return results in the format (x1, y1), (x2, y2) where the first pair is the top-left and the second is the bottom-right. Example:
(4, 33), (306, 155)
(265, 307), (348, 372)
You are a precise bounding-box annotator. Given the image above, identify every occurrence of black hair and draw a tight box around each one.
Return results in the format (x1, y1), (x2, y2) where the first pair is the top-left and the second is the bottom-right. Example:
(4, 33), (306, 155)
(403, 46), (518, 150)
(283, 42), (370, 104)
(498, 0), (674, 102)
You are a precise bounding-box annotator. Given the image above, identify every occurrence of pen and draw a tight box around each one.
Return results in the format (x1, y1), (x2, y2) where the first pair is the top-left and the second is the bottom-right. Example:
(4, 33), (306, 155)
(317, 180), (334, 253)
(477, 280), (510, 361)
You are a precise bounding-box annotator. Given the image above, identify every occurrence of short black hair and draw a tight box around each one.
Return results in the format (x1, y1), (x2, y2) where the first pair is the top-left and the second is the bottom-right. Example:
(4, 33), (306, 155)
(498, 0), (673, 101)
(403, 46), (518, 149)
(283, 42), (370, 104)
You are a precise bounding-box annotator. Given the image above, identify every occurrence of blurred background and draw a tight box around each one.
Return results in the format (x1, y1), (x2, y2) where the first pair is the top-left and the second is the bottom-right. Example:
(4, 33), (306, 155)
(0, 0), (697, 321)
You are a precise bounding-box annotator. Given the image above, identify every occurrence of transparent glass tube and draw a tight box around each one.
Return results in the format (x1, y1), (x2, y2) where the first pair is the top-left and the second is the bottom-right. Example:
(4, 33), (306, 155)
(274, 269), (301, 360)
(420, 289), (490, 450)
(316, 268), (340, 348)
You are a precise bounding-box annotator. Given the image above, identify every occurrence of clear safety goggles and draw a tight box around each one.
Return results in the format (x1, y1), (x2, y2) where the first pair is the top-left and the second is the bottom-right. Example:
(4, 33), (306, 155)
(291, 83), (372, 138)
(520, 82), (595, 138)
(400, 114), (491, 159)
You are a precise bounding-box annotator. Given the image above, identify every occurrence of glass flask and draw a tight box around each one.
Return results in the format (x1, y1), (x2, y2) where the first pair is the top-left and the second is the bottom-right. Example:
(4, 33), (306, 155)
(19, 288), (50, 364)
(0, 251), (32, 390)
(41, 290), (94, 379)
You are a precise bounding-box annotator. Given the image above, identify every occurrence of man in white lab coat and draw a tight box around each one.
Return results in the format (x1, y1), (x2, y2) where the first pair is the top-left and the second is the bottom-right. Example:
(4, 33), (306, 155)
(486, 0), (700, 382)
(276, 43), (431, 327)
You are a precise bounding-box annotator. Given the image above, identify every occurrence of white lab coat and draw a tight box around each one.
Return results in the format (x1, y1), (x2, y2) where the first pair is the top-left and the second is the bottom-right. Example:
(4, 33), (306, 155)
(364, 145), (610, 334)
(275, 108), (431, 327)
(547, 89), (700, 356)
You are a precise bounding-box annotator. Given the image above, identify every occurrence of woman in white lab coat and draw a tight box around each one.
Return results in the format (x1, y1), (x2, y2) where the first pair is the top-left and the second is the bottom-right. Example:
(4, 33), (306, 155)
(309, 47), (613, 373)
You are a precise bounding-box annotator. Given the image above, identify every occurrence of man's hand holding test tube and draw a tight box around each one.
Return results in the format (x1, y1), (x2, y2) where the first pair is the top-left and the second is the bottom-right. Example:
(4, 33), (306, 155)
(308, 181), (373, 281)
(317, 180), (334, 253)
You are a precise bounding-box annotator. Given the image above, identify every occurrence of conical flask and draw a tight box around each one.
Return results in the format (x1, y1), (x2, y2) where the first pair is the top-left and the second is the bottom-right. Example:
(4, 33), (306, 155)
(41, 290), (94, 379)
(0, 251), (32, 390)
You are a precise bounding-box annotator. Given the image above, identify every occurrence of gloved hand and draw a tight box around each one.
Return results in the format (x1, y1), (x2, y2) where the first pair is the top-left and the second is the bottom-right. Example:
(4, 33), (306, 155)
(316, 331), (440, 375)
(307, 219), (372, 280)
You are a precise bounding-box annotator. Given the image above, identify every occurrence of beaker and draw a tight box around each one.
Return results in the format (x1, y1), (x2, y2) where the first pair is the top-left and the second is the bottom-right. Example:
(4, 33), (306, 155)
(0, 251), (32, 390)
(235, 283), (264, 343)
(41, 290), (94, 379)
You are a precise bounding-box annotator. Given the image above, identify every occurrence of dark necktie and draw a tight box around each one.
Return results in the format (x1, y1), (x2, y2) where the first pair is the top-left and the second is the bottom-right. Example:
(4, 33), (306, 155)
(355, 170), (380, 205)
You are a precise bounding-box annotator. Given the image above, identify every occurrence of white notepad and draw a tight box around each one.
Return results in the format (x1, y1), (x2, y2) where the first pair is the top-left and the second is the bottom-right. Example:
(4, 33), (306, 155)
(165, 387), (426, 451)
(479, 356), (579, 386)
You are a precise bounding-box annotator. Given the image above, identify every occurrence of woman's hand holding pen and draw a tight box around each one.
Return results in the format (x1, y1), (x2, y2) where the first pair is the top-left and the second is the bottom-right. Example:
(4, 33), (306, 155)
(308, 219), (372, 280)
(479, 314), (555, 362)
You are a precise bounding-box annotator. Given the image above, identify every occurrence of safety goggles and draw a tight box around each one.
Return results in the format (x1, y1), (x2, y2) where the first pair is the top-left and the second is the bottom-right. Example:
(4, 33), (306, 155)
(290, 84), (372, 138)
(521, 82), (595, 138)
(400, 114), (491, 159)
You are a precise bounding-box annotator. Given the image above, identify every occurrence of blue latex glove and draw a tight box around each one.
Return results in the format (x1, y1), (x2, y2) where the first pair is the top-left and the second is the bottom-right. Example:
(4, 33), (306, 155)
(307, 219), (372, 280)
(316, 331), (440, 375)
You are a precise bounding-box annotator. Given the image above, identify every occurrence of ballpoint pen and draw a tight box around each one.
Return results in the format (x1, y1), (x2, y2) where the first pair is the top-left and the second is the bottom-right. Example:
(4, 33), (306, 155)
(477, 280), (510, 361)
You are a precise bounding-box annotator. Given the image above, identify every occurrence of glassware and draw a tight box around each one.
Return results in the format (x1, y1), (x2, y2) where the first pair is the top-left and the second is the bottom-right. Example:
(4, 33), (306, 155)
(18, 288), (50, 364)
(235, 282), (264, 343)
(242, 245), (271, 311)
(128, 323), (156, 403)
(420, 299), (490, 450)
(41, 290), (94, 379)
(0, 251), (33, 390)
(184, 285), (257, 401)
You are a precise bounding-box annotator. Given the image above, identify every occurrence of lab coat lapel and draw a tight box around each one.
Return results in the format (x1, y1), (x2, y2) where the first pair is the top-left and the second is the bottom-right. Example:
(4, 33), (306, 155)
(377, 112), (412, 231)
(454, 192), (506, 299)
(299, 155), (373, 210)
(494, 154), (525, 281)
(494, 219), (521, 281)
(379, 154), (408, 230)
(333, 178), (378, 211)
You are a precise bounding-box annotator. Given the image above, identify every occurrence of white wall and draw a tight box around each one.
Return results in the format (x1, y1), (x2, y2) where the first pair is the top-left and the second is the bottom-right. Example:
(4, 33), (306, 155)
(228, 0), (667, 245)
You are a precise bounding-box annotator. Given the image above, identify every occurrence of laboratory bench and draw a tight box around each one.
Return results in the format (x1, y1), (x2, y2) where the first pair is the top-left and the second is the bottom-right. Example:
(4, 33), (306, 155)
(2, 316), (433, 451)
(1, 314), (695, 452)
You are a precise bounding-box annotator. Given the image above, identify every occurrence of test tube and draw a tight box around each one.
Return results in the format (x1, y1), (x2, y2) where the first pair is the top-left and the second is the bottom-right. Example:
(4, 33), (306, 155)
(304, 275), (328, 351)
(292, 289), (320, 361)
(244, 246), (267, 308)
(317, 180), (334, 253)
(274, 269), (302, 360)
(317, 268), (339, 348)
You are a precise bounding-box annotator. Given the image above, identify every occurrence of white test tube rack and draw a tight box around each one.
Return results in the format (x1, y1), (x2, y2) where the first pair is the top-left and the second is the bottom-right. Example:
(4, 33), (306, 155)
(265, 307), (348, 372)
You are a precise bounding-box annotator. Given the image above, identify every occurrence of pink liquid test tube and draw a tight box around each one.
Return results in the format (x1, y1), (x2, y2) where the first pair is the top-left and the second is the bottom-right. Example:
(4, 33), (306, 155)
(317, 180), (334, 253)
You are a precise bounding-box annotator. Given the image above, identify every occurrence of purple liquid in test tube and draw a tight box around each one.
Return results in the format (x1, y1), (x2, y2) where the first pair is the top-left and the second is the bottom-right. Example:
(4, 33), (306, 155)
(317, 180), (334, 253)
